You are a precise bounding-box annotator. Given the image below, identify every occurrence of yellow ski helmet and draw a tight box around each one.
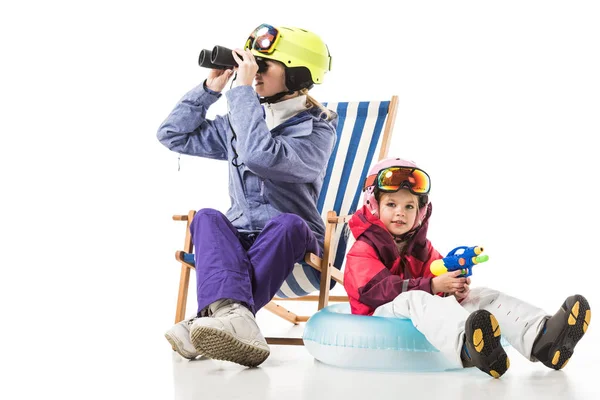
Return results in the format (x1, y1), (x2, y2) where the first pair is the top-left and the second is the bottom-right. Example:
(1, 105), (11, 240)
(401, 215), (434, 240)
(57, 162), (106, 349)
(244, 24), (332, 91)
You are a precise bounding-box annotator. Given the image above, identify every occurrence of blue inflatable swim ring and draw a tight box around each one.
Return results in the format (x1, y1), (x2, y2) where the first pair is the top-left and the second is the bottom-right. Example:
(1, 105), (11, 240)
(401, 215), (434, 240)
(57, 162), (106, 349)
(303, 303), (508, 371)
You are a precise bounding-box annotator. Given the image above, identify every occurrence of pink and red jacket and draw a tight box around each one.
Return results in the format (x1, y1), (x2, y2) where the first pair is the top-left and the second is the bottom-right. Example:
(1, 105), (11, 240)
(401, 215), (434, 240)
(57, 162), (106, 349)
(344, 203), (443, 316)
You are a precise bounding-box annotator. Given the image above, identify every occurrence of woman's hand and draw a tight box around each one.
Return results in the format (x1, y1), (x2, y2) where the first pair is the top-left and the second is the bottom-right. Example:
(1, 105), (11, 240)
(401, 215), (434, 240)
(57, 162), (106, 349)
(431, 270), (467, 294)
(205, 68), (234, 93)
(231, 48), (259, 86)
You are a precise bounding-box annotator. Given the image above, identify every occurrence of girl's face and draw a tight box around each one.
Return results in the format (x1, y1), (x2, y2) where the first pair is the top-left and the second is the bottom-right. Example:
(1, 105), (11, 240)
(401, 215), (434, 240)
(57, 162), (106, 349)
(254, 60), (288, 97)
(378, 189), (419, 236)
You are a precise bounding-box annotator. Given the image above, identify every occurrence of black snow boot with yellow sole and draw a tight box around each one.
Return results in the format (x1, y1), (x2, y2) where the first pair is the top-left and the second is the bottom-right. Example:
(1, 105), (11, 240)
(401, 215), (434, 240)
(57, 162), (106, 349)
(532, 294), (591, 370)
(461, 309), (510, 379)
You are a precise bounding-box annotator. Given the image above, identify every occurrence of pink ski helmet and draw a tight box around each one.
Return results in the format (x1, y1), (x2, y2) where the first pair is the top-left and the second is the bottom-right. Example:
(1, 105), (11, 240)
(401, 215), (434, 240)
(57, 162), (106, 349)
(363, 157), (431, 230)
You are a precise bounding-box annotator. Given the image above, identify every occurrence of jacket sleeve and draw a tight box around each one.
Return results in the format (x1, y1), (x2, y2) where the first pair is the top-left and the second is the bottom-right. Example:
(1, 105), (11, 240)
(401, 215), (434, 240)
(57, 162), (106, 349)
(420, 241), (448, 297)
(421, 241), (444, 278)
(226, 86), (335, 183)
(156, 82), (229, 160)
(344, 241), (434, 315)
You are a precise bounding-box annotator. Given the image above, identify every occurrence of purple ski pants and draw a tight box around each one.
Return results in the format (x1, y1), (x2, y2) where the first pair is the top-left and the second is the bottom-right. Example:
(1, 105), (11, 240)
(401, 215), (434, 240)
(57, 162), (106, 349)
(189, 208), (320, 315)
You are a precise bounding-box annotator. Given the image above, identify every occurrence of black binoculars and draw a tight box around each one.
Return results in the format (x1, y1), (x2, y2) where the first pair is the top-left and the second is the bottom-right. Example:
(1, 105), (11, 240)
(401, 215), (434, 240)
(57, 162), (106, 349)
(198, 46), (267, 73)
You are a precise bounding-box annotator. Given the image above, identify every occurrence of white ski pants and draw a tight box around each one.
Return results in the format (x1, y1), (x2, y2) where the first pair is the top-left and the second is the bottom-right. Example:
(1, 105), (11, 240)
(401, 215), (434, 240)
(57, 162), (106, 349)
(373, 287), (548, 368)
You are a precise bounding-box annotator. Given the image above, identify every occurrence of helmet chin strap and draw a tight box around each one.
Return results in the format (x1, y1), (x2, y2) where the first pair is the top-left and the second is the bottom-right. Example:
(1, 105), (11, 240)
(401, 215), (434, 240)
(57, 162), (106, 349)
(259, 90), (296, 104)
(393, 231), (413, 243)
(392, 220), (423, 243)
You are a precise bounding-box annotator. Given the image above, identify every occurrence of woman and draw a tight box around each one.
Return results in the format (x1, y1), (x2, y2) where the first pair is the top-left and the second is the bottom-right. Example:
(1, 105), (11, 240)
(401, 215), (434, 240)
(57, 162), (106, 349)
(158, 24), (336, 367)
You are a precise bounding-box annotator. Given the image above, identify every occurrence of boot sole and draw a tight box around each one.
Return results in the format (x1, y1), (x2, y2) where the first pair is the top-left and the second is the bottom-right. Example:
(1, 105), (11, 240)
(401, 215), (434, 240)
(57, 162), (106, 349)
(466, 310), (510, 378)
(164, 332), (199, 360)
(191, 326), (270, 367)
(544, 295), (591, 370)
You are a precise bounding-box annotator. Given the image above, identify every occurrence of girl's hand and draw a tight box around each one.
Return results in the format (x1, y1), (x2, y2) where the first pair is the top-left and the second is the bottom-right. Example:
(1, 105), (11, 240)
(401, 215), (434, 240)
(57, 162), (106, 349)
(231, 49), (258, 86)
(454, 277), (471, 300)
(431, 270), (467, 294)
(205, 68), (234, 93)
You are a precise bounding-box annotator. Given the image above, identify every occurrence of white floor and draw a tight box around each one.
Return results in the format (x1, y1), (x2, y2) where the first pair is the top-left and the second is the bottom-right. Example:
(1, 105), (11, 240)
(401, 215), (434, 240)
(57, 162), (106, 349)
(169, 306), (600, 400)
(3, 298), (597, 400)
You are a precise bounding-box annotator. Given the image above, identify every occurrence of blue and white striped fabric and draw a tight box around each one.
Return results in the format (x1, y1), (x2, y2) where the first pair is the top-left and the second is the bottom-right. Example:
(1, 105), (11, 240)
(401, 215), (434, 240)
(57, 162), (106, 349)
(275, 100), (391, 298)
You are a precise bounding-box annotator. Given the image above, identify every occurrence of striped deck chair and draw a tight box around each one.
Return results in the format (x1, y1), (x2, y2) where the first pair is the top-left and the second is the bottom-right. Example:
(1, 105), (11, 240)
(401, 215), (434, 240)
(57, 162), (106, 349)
(171, 96), (398, 345)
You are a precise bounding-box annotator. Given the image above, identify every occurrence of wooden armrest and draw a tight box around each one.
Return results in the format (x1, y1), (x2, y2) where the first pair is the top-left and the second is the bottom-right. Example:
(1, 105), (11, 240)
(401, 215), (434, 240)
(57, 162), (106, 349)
(173, 210), (196, 222)
(175, 212), (350, 224)
(303, 253), (344, 285)
(326, 214), (353, 224)
(175, 251), (195, 269)
(304, 253), (322, 270)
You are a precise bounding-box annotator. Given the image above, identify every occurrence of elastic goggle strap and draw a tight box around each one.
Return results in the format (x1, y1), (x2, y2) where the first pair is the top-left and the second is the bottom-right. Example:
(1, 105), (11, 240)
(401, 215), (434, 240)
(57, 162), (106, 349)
(363, 166), (431, 195)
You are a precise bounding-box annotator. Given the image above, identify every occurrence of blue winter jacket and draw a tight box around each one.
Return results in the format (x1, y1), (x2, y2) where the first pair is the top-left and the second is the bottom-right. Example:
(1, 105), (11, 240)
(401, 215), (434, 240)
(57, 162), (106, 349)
(157, 83), (338, 245)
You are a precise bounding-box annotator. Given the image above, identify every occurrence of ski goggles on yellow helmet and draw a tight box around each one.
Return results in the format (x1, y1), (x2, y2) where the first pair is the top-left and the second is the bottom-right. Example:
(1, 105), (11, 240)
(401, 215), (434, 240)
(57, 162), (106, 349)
(363, 166), (431, 195)
(245, 24), (281, 55)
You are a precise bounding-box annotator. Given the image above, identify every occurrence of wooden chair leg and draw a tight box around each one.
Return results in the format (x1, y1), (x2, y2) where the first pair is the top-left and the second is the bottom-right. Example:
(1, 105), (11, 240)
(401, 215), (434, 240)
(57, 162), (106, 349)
(274, 295), (348, 302)
(174, 210), (196, 324)
(266, 337), (304, 345)
(175, 265), (190, 324)
(318, 210), (336, 310)
(263, 301), (300, 325)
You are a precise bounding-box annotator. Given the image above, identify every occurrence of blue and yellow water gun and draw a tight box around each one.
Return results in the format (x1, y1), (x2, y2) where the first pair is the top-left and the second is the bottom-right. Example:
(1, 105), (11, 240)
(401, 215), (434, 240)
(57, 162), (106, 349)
(430, 246), (489, 277)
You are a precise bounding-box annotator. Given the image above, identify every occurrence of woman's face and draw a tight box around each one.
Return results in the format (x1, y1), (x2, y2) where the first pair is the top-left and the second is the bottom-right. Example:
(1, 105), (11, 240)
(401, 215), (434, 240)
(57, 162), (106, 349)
(254, 60), (288, 98)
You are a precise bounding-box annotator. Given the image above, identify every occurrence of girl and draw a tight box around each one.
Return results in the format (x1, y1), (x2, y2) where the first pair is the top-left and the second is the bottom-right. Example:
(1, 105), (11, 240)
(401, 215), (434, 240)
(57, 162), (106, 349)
(344, 157), (591, 378)
(158, 24), (336, 367)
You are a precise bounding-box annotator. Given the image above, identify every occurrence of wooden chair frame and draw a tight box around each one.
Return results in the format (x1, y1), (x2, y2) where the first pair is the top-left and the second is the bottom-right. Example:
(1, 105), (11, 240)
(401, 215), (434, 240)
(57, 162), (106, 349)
(171, 95), (398, 345)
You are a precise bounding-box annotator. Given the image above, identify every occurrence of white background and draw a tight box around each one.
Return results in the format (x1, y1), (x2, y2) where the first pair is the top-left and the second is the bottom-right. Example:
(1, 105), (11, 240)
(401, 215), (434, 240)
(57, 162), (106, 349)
(1, 1), (599, 399)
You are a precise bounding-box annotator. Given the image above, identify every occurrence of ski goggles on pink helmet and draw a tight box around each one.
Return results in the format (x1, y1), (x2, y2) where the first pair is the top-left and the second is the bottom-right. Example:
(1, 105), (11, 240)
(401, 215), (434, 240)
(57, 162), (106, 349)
(363, 158), (431, 226)
(363, 166), (431, 195)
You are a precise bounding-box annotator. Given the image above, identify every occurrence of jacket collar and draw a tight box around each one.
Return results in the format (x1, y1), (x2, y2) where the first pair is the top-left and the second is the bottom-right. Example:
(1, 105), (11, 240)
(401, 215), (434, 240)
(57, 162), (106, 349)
(349, 203), (434, 265)
(263, 95), (309, 130)
(269, 106), (338, 134)
(349, 206), (400, 269)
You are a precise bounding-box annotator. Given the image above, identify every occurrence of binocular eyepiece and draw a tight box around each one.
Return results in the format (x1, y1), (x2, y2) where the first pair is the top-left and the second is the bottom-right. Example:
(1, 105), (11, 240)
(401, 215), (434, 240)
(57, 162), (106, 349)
(198, 46), (267, 73)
